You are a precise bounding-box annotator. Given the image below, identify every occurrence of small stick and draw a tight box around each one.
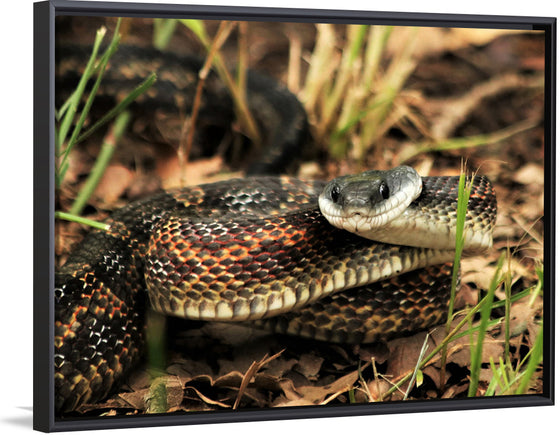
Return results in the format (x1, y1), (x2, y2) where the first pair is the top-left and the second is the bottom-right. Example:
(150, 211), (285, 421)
(179, 21), (236, 186)
(233, 351), (283, 410)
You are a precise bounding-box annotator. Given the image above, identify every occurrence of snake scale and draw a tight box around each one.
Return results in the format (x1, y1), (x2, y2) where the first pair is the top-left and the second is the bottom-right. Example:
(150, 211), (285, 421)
(55, 45), (497, 414)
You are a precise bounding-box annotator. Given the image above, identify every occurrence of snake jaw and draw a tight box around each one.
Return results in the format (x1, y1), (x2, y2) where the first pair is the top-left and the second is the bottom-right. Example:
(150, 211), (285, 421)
(318, 167), (496, 251)
(319, 165), (423, 239)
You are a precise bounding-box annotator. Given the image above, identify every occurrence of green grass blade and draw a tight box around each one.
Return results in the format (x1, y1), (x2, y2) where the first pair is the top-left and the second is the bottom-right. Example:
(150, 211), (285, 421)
(55, 211), (109, 231)
(56, 26), (106, 157)
(359, 28), (417, 151)
(69, 111), (131, 216)
(330, 94), (392, 142)
(57, 19), (124, 188)
(468, 252), (505, 397)
(403, 333), (430, 400)
(362, 26), (393, 89)
(439, 165), (471, 388)
(486, 357), (504, 395)
(180, 19), (210, 45)
(503, 253), (513, 370)
(320, 25), (367, 133)
(66, 72), (157, 154)
(515, 323), (544, 394)
(60, 30), (122, 170)
(153, 18), (178, 49)
(381, 289), (496, 400)
(397, 118), (540, 164)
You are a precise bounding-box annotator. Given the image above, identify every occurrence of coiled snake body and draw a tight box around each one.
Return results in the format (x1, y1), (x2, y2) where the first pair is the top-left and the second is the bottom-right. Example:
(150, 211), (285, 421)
(55, 166), (496, 413)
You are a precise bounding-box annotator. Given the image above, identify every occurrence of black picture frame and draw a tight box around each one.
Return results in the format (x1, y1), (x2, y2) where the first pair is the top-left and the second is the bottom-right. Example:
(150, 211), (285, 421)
(33, 0), (556, 432)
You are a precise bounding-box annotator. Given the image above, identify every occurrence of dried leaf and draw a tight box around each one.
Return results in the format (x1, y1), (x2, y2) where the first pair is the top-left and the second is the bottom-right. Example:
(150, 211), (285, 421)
(184, 386), (231, 408)
(261, 357), (298, 378)
(364, 378), (392, 401)
(277, 378), (301, 402)
(441, 382), (469, 399)
(156, 155), (231, 189)
(454, 283), (480, 309)
(422, 365), (449, 390)
(234, 351), (284, 409)
(513, 163), (545, 186)
(294, 353), (324, 379)
(462, 256), (501, 290)
(118, 389), (148, 410)
(93, 164), (134, 205)
(386, 331), (434, 381)
(443, 332), (504, 369)
(293, 370), (359, 404)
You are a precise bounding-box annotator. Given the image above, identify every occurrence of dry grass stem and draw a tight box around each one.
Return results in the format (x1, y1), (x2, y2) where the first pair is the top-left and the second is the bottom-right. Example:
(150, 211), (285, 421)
(180, 21), (237, 185)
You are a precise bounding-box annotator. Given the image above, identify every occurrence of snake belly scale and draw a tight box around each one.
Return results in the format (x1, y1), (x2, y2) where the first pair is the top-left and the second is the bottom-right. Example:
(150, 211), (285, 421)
(55, 169), (496, 413)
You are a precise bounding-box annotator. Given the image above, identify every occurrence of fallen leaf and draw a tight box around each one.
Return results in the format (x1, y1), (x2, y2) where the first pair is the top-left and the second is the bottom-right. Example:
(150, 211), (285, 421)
(157, 155), (232, 189)
(284, 370), (359, 405)
(262, 357), (298, 378)
(184, 386), (231, 408)
(513, 163), (544, 185)
(386, 331), (434, 381)
(294, 353), (324, 379)
(364, 378), (392, 401)
(93, 164), (134, 205)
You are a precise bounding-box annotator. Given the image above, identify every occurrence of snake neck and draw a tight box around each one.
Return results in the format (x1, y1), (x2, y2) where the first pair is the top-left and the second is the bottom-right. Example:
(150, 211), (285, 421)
(341, 175), (497, 253)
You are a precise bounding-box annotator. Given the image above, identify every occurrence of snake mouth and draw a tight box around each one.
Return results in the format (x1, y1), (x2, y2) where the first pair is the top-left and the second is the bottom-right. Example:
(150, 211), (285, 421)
(349, 213), (370, 235)
(318, 165), (423, 238)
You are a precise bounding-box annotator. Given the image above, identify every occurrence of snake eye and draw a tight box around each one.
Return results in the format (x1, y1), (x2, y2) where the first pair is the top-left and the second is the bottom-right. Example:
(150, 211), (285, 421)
(379, 181), (390, 200)
(330, 184), (341, 203)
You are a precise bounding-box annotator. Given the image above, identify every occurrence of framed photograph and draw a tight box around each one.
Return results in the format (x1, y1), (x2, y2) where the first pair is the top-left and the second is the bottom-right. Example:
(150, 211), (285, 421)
(34, 0), (555, 431)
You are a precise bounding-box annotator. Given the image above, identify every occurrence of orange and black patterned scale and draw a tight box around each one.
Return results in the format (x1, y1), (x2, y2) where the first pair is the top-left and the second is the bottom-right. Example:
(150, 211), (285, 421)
(55, 176), (326, 412)
(144, 202), (454, 324)
(55, 190), (195, 412)
(258, 263), (454, 343)
(55, 175), (491, 413)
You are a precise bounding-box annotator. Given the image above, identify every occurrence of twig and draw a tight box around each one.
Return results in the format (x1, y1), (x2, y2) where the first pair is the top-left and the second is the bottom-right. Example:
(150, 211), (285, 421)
(180, 19), (261, 149)
(380, 289), (499, 400)
(432, 73), (544, 140)
(357, 360), (376, 402)
(179, 21), (236, 186)
(286, 26), (302, 93)
(404, 333), (430, 400)
(233, 350), (283, 410)
(237, 21), (248, 101)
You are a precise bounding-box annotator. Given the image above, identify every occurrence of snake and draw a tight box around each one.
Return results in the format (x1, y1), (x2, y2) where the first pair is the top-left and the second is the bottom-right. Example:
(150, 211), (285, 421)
(54, 43), (497, 413)
(55, 165), (497, 413)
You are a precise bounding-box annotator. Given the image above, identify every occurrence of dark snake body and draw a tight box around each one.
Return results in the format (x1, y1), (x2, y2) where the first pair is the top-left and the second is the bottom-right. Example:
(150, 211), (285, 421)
(55, 45), (496, 413)
(56, 44), (310, 175)
(55, 175), (496, 413)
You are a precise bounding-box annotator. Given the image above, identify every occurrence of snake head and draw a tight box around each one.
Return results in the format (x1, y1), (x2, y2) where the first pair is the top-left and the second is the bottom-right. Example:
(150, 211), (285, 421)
(318, 166), (423, 236)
